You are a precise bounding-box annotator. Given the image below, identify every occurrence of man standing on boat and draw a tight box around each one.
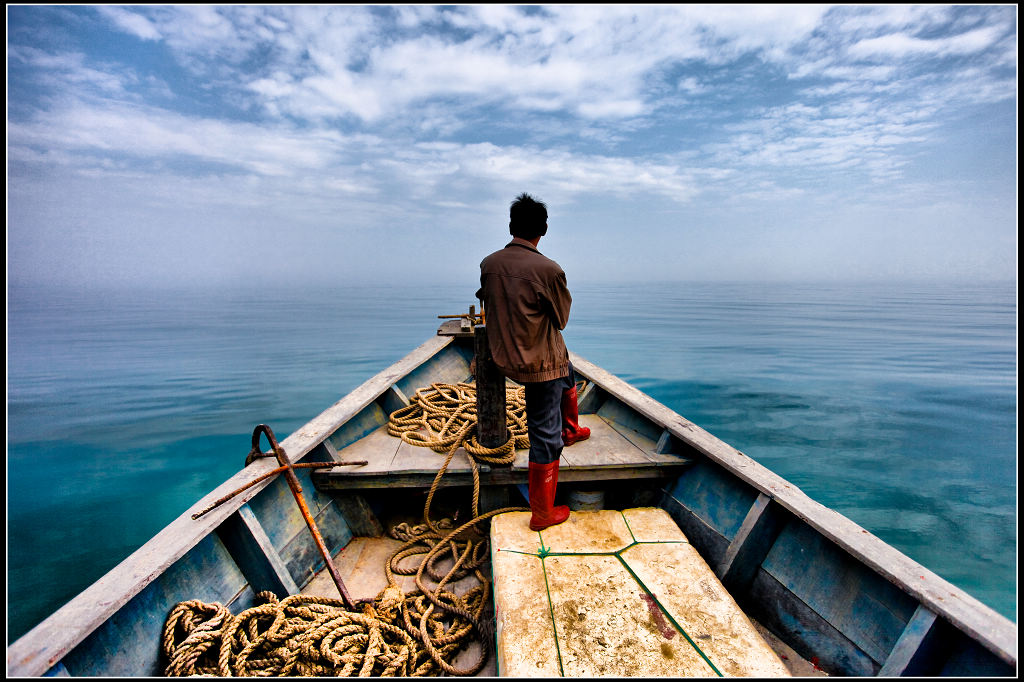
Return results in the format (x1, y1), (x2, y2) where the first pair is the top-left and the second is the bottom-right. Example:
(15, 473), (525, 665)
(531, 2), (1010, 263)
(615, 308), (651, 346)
(476, 193), (590, 531)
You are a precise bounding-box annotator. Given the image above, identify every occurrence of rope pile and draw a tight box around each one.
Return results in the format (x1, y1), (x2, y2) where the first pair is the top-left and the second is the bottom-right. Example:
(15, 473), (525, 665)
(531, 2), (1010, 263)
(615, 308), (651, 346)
(162, 381), (530, 677)
(388, 381), (531, 462)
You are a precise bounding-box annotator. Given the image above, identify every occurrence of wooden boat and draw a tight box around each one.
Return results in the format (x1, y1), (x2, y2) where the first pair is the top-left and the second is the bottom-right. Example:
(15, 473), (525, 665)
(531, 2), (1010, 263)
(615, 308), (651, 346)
(6, 315), (1017, 677)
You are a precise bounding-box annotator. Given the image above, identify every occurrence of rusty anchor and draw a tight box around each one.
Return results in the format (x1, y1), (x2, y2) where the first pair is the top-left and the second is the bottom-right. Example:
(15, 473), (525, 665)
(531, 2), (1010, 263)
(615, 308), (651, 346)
(191, 423), (362, 610)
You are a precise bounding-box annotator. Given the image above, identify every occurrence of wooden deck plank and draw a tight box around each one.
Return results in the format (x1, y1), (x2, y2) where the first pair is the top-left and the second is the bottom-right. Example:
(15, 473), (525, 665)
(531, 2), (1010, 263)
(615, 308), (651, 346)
(302, 536), (417, 602)
(332, 426), (488, 477)
(391, 439), (486, 475)
(604, 423), (687, 466)
(302, 536), (498, 677)
(552, 415), (650, 469)
(332, 426), (403, 475)
(316, 414), (692, 491)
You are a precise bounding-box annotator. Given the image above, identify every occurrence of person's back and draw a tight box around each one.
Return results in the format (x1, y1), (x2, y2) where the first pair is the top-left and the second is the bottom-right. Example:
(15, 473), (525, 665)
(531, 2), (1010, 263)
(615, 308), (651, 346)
(478, 236), (570, 383)
(477, 193), (589, 531)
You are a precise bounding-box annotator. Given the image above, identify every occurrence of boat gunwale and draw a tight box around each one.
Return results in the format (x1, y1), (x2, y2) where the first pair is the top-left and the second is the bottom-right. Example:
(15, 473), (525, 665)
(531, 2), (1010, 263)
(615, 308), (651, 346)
(6, 334), (454, 677)
(568, 350), (1017, 667)
(6, 334), (1015, 675)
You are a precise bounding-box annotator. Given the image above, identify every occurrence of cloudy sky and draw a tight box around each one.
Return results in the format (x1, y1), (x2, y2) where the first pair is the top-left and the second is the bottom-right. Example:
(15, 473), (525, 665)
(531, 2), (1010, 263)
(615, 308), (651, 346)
(6, 5), (1018, 289)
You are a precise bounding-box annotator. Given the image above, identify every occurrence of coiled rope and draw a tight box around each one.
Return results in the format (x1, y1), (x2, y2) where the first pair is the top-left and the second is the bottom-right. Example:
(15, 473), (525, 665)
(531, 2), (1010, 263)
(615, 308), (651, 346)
(163, 381), (530, 676)
(388, 381), (531, 460)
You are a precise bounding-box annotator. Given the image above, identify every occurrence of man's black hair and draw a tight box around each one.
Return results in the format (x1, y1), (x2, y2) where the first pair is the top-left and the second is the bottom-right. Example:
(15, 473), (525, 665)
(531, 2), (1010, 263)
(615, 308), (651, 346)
(509, 193), (548, 240)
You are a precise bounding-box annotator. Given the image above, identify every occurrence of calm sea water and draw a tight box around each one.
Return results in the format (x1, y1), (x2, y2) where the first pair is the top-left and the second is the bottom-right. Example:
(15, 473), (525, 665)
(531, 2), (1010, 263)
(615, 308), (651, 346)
(6, 279), (1017, 643)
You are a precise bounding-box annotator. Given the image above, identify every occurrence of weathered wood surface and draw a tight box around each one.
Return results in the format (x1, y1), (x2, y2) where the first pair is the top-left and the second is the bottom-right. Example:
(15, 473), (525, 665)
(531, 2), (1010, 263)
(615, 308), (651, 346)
(759, 516), (918, 670)
(6, 335), (454, 677)
(878, 605), (940, 676)
(314, 413), (692, 491)
(473, 324), (508, 448)
(716, 492), (788, 594)
(301, 536), (499, 677)
(59, 532), (253, 677)
(568, 351), (1017, 667)
(216, 504), (301, 597)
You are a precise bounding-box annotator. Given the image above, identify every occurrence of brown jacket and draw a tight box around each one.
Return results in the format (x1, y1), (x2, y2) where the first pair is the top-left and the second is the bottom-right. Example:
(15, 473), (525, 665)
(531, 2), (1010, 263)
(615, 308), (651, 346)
(476, 238), (572, 383)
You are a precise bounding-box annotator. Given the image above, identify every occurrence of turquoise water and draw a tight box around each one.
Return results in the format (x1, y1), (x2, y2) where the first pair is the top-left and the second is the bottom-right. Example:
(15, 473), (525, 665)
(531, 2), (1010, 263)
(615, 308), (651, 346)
(6, 280), (1017, 643)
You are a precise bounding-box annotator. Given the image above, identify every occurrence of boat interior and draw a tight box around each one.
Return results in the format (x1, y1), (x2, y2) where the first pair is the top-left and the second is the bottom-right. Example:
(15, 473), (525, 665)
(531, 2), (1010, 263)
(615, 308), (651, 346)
(11, 329), (1014, 678)
(297, 483), (827, 677)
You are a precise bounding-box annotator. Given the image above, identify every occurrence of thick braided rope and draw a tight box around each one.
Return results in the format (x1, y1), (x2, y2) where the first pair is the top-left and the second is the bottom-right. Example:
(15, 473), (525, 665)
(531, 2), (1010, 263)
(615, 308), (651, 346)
(379, 383), (531, 674)
(386, 382), (530, 464)
(164, 592), (431, 677)
(163, 382), (534, 677)
(163, 520), (508, 676)
(163, 600), (233, 676)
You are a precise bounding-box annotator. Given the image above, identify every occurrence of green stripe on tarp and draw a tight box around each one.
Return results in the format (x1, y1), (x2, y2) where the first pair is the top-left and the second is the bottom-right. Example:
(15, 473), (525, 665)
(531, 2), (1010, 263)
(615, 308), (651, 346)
(515, 514), (724, 678)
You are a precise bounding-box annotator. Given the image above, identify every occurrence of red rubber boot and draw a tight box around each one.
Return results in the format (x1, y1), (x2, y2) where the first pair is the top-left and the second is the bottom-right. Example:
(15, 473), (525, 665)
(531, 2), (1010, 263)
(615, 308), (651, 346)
(528, 460), (570, 531)
(561, 385), (591, 446)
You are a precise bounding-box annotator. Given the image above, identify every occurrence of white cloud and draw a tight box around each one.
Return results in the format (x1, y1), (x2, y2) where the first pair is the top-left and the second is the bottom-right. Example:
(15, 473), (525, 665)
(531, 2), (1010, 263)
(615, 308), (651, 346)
(390, 143), (701, 203)
(10, 47), (132, 96)
(96, 6), (162, 41)
(7, 4), (1017, 286)
(671, 4), (830, 57)
(577, 99), (646, 119)
(76, 3), (1014, 146)
(8, 100), (358, 179)
(848, 24), (1008, 59)
(88, 4), (834, 125)
(825, 5), (951, 37)
(9, 93), (704, 213)
(160, 5), (239, 52)
(701, 95), (936, 185)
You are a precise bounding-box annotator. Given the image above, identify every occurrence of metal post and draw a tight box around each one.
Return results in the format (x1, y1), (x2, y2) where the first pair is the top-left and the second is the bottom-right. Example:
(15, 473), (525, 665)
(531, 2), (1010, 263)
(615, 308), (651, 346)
(473, 324), (508, 449)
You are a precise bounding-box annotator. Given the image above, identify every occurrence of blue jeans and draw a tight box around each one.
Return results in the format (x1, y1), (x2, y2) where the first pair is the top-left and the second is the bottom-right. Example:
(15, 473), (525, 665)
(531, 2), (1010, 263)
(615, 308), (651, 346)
(523, 363), (577, 464)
